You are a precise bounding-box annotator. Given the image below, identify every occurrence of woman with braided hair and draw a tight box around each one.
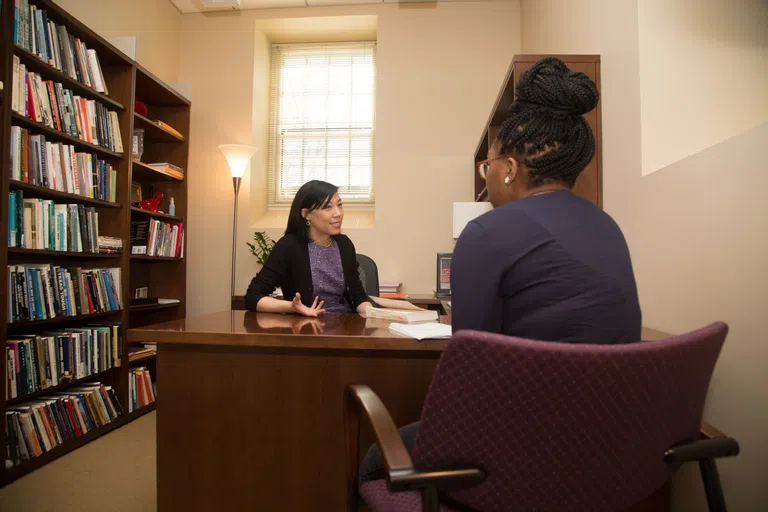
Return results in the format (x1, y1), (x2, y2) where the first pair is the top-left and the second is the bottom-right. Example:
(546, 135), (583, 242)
(451, 57), (641, 344)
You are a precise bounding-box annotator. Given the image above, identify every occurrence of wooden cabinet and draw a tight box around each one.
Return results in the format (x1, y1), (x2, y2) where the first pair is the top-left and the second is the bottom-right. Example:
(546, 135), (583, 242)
(474, 55), (602, 207)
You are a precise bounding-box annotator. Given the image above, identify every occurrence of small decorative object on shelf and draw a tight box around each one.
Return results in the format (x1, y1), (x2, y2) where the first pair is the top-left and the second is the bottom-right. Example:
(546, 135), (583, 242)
(131, 182), (143, 205)
(247, 231), (276, 265)
(135, 100), (149, 117)
(436, 253), (453, 298)
(139, 192), (163, 212)
(169, 197), (176, 216)
(133, 128), (145, 161)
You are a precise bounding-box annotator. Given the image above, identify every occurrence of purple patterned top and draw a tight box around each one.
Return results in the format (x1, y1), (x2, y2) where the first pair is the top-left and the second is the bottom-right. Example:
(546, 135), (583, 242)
(308, 240), (353, 314)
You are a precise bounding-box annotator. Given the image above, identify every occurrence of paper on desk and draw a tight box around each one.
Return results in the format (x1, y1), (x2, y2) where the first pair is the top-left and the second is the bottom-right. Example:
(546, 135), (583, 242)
(389, 322), (452, 340)
(370, 296), (425, 311)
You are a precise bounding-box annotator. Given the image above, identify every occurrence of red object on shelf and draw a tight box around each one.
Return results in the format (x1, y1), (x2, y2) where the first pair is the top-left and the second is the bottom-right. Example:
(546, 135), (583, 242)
(135, 101), (148, 117)
(139, 192), (163, 212)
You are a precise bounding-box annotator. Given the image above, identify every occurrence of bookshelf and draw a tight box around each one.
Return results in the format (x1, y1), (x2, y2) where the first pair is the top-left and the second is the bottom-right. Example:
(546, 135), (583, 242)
(474, 55), (602, 207)
(0, 0), (185, 484)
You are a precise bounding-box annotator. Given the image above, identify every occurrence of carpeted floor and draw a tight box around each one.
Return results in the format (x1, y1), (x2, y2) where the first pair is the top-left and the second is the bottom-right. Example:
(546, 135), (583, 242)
(0, 412), (157, 512)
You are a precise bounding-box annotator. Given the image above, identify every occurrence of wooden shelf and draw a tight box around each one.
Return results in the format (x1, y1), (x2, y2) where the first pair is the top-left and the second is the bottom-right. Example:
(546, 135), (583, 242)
(131, 160), (184, 182)
(135, 65), (190, 106)
(3, 415), (128, 485)
(5, 366), (121, 406)
(130, 207), (183, 222)
(130, 302), (181, 313)
(134, 113), (184, 142)
(11, 113), (123, 159)
(8, 180), (121, 207)
(130, 255), (183, 262)
(14, 45), (126, 111)
(8, 309), (123, 329)
(125, 402), (156, 422)
(8, 248), (122, 259)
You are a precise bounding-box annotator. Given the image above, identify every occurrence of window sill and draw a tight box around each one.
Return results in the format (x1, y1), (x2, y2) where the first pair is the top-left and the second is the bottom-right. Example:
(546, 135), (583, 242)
(251, 209), (375, 230)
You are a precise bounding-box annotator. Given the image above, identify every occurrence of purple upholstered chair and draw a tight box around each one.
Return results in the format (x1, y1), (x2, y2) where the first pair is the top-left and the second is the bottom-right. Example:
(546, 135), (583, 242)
(345, 323), (739, 512)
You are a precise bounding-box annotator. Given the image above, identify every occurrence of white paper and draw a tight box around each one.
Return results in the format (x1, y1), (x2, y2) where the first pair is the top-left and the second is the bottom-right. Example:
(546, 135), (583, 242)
(389, 323), (452, 341)
(370, 296), (425, 311)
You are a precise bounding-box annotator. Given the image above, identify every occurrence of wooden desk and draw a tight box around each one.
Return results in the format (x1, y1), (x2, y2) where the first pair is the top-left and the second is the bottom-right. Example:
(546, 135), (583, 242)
(129, 312), (674, 511)
(129, 311), (447, 511)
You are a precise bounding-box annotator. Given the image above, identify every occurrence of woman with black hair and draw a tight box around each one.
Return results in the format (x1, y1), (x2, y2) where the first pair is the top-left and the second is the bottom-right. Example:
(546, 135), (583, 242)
(452, 57), (641, 343)
(244, 180), (372, 316)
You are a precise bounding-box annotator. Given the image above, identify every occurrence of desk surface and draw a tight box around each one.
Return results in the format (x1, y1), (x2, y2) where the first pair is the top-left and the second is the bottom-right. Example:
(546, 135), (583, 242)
(128, 310), (671, 349)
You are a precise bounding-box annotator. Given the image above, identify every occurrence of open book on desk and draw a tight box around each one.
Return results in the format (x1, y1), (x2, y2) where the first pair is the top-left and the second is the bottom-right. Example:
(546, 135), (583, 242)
(365, 296), (439, 323)
(389, 322), (452, 340)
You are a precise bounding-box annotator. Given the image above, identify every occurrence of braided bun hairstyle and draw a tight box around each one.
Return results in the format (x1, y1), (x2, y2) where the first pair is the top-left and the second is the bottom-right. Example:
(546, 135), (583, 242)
(496, 57), (599, 188)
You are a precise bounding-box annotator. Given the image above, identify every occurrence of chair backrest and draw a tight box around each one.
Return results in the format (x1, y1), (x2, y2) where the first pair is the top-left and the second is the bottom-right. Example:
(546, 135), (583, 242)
(356, 254), (379, 297)
(411, 323), (728, 512)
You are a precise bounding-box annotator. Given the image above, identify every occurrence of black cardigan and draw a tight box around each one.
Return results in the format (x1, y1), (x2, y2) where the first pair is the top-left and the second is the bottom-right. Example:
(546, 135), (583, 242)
(245, 234), (370, 312)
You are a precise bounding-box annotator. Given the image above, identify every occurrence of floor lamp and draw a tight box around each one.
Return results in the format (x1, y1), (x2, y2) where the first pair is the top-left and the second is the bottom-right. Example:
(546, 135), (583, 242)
(218, 144), (258, 299)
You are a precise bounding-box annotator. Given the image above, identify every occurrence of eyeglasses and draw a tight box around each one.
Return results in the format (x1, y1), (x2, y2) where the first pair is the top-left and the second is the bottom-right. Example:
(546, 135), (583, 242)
(476, 154), (514, 181)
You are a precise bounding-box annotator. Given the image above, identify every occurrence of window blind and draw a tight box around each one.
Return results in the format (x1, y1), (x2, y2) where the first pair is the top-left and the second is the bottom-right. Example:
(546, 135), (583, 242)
(268, 42), (377, 207)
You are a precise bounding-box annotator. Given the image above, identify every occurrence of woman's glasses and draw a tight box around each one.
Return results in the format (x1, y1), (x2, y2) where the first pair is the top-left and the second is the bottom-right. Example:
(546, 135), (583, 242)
(476, 154), (514, 181)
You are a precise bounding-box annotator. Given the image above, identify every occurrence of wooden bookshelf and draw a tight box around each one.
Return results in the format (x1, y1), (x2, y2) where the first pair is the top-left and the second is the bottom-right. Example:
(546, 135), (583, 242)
(0, 0), (188, 485)
(473, 55), (603, 207)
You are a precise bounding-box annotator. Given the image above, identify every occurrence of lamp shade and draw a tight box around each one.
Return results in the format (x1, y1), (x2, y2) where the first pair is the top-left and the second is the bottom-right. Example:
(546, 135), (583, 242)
(218, 144), (258, 178)
(453, 201), (493, 238)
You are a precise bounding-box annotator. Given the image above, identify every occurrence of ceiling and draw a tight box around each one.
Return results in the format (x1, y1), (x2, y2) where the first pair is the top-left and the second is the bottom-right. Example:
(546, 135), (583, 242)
(171, 0), (497, 14)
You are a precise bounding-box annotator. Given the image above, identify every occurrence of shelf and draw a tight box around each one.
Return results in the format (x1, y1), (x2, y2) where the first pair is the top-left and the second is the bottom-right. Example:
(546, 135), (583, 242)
(125, 402), (156, 422)
(8, 248), (122, 259)
(8, 180), (121, 207)
(130, 206), (183, 222)
(12, 113), (123, 159)
(128, 352), (157, 364)
(130, 255), (183, 262)
(5, 366), (121, 406)
(134, 113), (184, 142)
(135, 65), (190, 106)
(131, 160), (184, 182)
(8, 309), (123, 329)
(14, 45), (126, 111)
(130, 302), (181, 313)
(3, 414), (127, 485)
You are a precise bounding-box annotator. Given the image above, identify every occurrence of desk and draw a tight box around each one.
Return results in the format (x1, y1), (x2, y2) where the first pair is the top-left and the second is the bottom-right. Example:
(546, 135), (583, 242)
(129, 312), (672, 511)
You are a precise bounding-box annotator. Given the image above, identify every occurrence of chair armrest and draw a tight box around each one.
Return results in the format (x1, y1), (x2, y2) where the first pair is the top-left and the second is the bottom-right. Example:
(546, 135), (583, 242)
(389, 466), (486, 493)
(701, 421), (726, 440)
(664, 438), (740, 464)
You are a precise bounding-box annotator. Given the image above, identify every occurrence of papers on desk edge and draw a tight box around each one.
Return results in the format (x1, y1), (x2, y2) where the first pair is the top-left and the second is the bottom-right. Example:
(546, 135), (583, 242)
(389, 323), (452, 341)
(367, 296), (437, 323)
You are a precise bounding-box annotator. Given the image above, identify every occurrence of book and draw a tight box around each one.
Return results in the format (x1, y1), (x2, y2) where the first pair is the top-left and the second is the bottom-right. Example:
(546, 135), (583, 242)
(128, 368), (155, 412)
(365, 307), (438, 323)
(153, 121), (183, 139)
(9, 195), (104, 252)
(388, 323), (452, 341)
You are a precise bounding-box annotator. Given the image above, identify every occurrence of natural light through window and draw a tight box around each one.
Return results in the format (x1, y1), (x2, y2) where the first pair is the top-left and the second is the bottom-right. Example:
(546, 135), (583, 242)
(268, 42), (376, 207)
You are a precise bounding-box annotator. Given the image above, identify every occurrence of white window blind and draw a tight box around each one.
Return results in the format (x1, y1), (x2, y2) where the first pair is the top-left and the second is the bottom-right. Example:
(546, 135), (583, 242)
(268, 42), (376, 207)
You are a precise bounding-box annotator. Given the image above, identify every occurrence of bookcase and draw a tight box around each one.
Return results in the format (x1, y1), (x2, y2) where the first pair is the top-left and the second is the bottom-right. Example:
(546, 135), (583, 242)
(474, 55), (602, 207)
(0, 0), (189, 485)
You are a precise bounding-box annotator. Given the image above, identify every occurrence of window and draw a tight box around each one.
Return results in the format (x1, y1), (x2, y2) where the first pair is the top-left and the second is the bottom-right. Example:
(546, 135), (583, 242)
(268, 42), (376, 208)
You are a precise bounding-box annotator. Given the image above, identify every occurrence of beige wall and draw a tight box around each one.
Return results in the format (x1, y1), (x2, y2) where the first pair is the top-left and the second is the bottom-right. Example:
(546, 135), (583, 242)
(638, 0), (768, 175)
(522, 0), (768, 510)
(55, 0), (182, 84)
(179, 2), (522, 316)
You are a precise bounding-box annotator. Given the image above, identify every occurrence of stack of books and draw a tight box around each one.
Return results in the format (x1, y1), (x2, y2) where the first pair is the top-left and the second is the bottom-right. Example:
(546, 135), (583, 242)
(128, 344), (156, 363)
(379, 281), (404, 299)
(129, 367), (155, 413)
(145, 162), (183, 180)
(5, 383), (123, 467)
(97, 236), (122, 254)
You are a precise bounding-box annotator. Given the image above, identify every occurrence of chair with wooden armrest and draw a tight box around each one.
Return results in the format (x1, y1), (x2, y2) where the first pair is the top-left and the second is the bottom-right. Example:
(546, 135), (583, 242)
(345, 323), (739, 512)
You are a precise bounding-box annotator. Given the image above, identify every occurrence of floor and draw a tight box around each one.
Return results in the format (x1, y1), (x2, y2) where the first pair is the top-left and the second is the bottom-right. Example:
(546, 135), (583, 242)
(0, 412), (157, 512)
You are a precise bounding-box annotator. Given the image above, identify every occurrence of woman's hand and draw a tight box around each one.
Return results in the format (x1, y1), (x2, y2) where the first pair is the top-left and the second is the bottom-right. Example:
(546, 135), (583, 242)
(356, 301), (373, 317)
(291, 293), (326, 317)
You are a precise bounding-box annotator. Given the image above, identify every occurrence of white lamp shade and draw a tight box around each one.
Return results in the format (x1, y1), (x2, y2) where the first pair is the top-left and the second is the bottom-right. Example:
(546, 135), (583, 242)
(453, 202), (493, 238)
(218, 144), (258, 178)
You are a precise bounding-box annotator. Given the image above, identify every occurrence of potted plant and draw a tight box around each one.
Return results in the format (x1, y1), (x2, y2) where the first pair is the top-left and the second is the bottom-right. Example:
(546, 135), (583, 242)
(247, 232), (276, 266)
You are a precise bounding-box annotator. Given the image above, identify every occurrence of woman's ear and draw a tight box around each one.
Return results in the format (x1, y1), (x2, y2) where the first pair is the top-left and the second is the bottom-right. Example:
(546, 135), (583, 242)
(505, 156), (519, 184)
(300, 208), (309, 220)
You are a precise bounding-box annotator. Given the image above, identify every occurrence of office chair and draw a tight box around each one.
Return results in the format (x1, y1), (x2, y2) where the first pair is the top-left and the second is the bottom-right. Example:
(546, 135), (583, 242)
(345, 323), (739, 512)
(356, 254), (379, 297)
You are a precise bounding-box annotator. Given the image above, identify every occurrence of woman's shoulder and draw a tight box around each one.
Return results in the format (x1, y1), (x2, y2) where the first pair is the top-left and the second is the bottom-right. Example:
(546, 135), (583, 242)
(333, 233), (355, 250)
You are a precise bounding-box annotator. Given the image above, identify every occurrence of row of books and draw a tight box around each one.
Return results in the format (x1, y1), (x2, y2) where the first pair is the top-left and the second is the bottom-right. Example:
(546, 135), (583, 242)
(98, 236), (122, 254)
(9, 126), (118, 201)
(9, 193), (100, 253)
(11, 58), (123, 152)
(13, 0), (110, 94)
(5, 383), (123, 467)
(130, 219), (184, 258)
(128, 343), (156, 363)
(129, 368), (155, 413)
(6, 325), (121, 400)
(8, 265), (122, 323)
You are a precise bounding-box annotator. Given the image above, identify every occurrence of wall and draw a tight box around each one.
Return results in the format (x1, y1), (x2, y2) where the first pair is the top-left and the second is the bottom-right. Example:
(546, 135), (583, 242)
(55, 0), (182, 84)
(637, 0), (768, 175)
(521, 0), (768, 510)
(178, 2), (523, 316)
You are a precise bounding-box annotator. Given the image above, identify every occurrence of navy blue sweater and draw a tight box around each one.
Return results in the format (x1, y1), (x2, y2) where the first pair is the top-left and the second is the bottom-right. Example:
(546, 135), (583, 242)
(451, 191), (641, 344)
